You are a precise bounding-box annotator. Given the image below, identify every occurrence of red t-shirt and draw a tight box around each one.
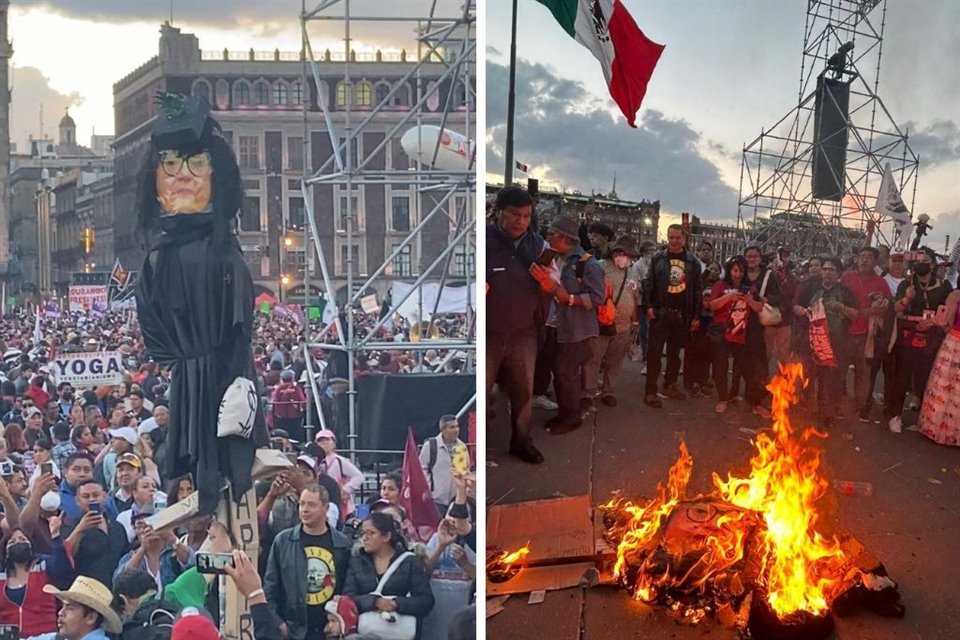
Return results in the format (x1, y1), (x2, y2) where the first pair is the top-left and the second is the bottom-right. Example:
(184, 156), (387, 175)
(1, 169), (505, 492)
(840, 271), (890, 335)
(710, 281), (750, 345)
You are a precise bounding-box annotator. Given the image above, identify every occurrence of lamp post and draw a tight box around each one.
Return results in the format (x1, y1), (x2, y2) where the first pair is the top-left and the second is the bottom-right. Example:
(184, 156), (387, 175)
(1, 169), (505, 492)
(280, 274), (290, 303)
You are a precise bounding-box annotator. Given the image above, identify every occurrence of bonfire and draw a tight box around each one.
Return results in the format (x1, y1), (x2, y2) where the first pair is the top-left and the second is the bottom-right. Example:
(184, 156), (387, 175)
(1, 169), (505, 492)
(601, 363), (901, 638)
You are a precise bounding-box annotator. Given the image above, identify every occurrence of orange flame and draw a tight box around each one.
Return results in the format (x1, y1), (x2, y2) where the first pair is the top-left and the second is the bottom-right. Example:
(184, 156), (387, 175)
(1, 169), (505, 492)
(499, 545), (530, 566)
(603, 363), (848, 619)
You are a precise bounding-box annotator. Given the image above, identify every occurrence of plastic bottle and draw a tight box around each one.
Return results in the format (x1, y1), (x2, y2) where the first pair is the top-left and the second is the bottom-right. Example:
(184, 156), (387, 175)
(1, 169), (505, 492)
(832, 480), (873, 497)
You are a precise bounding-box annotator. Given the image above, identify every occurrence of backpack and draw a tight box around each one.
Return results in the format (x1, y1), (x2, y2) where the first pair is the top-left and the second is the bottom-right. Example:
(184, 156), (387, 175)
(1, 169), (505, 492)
(275, 384), (302, 419)
(121, 599), (177, 640)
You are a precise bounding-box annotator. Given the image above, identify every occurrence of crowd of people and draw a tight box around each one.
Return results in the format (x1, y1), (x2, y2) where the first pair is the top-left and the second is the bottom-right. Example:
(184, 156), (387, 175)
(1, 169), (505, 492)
(487, 185), (959, 464)
(0, 307), (476, 640)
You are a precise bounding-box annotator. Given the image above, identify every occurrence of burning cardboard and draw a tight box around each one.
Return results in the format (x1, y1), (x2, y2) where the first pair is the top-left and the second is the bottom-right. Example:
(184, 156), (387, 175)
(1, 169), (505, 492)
(600, 364), (904, 638)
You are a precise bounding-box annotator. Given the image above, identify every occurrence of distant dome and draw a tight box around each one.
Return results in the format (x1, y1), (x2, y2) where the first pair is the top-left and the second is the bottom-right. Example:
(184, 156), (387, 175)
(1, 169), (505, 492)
(59, 110), (76, 128)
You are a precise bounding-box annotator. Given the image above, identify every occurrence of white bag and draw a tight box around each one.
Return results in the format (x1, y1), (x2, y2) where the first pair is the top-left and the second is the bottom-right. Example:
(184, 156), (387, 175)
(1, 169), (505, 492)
(357, 551), (417, 640)
(757, 270), (783, 327)
(217, 377), (258, 438)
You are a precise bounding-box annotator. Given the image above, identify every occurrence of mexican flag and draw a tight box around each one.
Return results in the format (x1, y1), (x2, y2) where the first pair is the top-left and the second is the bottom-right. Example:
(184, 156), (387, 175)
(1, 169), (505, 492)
(536, 0), (664, 127)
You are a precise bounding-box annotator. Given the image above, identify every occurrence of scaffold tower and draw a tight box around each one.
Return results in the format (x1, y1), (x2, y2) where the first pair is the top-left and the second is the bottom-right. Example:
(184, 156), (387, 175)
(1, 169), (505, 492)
(738, 0), (919, 256)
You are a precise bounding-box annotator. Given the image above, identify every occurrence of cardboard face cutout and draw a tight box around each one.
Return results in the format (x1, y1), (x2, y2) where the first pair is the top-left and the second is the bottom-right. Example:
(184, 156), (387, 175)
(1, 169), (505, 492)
(156, 150), (213, 215)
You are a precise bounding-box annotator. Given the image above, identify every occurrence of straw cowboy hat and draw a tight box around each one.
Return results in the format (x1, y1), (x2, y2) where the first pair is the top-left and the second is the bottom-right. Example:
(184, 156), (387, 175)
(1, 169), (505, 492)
(43, 576), (123, 633)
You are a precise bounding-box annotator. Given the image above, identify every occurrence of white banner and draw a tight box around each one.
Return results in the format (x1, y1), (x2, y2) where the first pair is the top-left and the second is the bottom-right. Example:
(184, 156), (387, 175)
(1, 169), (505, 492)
(52, 351), (124, 387)
(875, 163), (911, 228)
(69, 285), (109, 313)
(391, 282), (476, 322)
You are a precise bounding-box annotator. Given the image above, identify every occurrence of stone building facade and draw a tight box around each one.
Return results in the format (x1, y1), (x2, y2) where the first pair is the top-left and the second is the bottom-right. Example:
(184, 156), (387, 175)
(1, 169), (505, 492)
(113, 23), (473, 301)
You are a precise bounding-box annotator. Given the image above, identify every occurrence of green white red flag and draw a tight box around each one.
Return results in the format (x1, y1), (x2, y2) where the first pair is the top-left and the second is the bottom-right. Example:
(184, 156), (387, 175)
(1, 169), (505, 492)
(536, 0), (664, 127)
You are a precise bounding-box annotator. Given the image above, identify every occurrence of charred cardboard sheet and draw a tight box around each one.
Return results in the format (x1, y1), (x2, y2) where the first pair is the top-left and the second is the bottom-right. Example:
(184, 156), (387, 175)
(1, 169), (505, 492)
(487, 495), (598, 596)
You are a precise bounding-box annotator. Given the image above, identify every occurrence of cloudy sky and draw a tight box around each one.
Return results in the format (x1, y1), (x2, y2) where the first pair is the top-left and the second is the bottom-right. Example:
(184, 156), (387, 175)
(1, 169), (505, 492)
(9, 0), (462, 150)
(486, 0), (959, 250)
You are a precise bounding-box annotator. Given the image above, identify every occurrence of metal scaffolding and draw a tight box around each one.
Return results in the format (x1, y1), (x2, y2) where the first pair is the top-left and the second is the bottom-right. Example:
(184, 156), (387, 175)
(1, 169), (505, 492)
(737, 0), (919, 256)
(297, 0), (476, 450)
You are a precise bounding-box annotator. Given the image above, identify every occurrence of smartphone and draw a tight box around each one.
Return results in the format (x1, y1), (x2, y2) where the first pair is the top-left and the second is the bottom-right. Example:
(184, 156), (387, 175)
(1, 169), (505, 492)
(537, 248), (558, 267)
(41, 462), (53, 476)
(196, 552), (235, 575)
(738, 285), (751, 295)
(88, 501), (101, 515)
(452, 443), (470, 475)
(0, 624), (20, 640)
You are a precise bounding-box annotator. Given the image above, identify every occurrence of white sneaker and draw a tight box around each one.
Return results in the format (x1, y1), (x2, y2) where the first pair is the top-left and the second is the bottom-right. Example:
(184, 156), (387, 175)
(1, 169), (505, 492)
(888, 415), (902, 434)
(532, 395), (559, 411)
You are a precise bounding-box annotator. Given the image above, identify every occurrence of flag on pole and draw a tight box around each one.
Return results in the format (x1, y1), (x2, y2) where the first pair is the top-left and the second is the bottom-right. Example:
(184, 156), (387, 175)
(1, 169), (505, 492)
(400, 428), (440, 542)
(515, 160), (529, 173)
(536, 0), (664, 127)
(109, 258), (130, 289)
(875, 163), (911, 233)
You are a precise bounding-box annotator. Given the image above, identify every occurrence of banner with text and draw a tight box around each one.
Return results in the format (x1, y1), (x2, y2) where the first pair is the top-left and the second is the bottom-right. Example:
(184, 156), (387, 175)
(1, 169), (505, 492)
(69, 285), (109, 314)
(53, 351), (125, 387)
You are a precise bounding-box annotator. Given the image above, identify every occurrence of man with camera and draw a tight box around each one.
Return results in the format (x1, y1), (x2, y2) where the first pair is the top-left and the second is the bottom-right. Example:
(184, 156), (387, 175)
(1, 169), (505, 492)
(63, 479), (129, 589)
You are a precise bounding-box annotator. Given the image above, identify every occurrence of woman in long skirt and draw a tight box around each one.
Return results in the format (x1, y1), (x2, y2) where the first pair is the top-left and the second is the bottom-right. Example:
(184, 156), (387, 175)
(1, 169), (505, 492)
(919, 290), (960, 446)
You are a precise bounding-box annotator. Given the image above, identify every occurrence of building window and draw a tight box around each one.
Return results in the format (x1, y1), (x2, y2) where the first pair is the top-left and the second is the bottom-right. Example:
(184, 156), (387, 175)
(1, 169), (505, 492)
(335, 82), (348, 108)
(215, 79), (230, 109)
(392, 244), (412, 277)
(253, 81), (269, 105)
(238, 135), (260, 169)
(288, 136), (304, 171)
(292, 81), (304, 105)
(289, 197), (305, 229)
(240, 196), (261, 231)
(338, 137), (358, 170)
(454, 245), (474, 277)
(392, 196), (410, 232)
(273, 82), (288, 105)
(340, 244), (360, 276)
(191, 79), (211, 105)
(338, 193), (358, 231)
(375, 83), (390, 105)
(233, 81), (251, 106)
(356, 81), (372, 107)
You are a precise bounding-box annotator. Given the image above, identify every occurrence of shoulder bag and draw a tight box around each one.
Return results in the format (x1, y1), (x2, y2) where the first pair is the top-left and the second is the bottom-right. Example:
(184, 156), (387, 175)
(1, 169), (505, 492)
(758, 270), (783, 327)
(357, 551), (418, 640)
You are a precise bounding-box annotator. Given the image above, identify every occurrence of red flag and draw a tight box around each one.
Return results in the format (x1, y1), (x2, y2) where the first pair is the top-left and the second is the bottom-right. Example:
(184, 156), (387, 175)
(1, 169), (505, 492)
(400, 428), (439, 542)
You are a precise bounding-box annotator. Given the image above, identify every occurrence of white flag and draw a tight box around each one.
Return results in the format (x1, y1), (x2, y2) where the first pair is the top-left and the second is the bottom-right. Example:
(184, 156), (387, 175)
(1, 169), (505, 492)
(34, 306), (42, 344)
(875, 163), (910, 228)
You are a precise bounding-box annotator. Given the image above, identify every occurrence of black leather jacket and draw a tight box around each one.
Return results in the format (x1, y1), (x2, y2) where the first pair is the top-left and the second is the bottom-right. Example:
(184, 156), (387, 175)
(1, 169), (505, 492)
(642, 249), (702, 322)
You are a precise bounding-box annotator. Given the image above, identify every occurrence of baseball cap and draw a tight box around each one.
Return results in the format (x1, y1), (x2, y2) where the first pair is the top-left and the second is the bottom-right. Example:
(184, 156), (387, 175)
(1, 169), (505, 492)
(137, 418), (159, 437)
(296, 455), (318, 474)
(171, 607), (219, 640)
(23, 407), (42, 419)
(40, 491), (62, 512)
(116, 452), (143, 469)
(108, 427), (138, 446)
(314, 429), (336, 442)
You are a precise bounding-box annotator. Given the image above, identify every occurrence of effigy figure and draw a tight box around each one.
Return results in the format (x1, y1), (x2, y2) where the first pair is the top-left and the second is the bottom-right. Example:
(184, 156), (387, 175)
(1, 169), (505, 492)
(135, 93), (268, 514)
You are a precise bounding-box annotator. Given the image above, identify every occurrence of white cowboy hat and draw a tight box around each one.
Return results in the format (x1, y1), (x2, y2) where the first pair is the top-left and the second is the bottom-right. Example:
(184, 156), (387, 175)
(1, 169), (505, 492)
(43, 575), (123, 633)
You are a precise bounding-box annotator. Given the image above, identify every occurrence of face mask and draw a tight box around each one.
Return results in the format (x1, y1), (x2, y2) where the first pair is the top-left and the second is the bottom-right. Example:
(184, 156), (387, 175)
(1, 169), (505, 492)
(614, 256), (631, 269)
(6, 542), (32, 564)
(913, 263), (931, 276)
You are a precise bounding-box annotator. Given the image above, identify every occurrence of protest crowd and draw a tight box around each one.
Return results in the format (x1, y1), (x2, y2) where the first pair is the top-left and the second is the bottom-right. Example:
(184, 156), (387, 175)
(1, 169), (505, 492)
(487, 185), (959, 464)
(0, 306), (477, 640)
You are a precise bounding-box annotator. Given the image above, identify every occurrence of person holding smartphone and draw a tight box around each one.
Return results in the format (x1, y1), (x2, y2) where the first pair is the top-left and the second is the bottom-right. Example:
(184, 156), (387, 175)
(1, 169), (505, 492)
(62, 480), (129, 590)
(487, 186), (551, 465)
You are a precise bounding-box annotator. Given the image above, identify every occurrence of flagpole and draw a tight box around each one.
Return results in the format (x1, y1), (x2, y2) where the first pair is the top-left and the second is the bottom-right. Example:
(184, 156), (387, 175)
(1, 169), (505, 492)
(503, 0), (518, 187)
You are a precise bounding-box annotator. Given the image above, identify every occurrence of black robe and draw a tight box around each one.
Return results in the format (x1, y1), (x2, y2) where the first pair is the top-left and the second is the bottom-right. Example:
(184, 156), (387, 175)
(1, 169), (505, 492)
(136, 222), (268, 514)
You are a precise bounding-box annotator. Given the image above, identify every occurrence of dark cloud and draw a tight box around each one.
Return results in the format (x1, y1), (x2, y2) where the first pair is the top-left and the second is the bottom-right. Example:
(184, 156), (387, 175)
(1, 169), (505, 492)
(903, 120), (960, 167)
(10, 66), (83, 151)
(487, 59), (739, 218)
(25, 1), (462, 44)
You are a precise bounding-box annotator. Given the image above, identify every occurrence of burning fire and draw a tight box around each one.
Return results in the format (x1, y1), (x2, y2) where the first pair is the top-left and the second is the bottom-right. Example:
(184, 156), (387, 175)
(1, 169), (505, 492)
(487, 545), (530, 583)
(603, 363), (849, 621)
